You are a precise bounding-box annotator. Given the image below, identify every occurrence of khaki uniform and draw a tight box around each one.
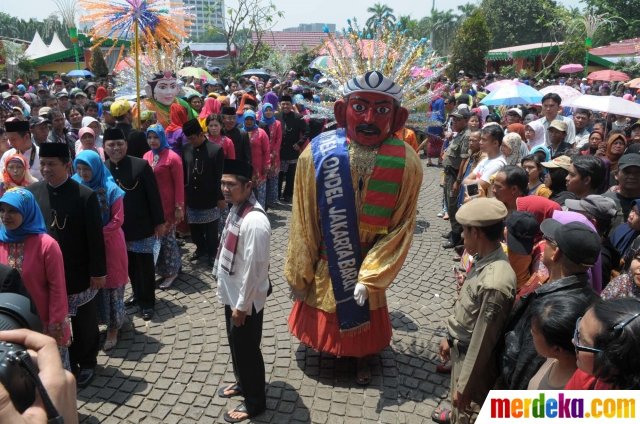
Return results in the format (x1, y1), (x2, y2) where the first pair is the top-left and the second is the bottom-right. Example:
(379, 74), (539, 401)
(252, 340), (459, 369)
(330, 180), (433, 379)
(446, 247), (517, 424)
(442, 128), (470, 237)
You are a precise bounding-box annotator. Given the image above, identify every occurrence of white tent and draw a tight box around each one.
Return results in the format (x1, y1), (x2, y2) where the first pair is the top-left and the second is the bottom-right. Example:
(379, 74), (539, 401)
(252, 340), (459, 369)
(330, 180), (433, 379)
(24, 30), (52, 59)
(48, 32), (68, 53)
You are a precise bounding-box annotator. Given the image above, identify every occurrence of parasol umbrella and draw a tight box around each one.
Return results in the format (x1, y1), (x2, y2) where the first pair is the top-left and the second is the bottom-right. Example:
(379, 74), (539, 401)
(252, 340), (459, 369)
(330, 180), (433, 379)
(564, 95), (640, 119)
(480, 84), (543, 106)
(178, 87), (201, 99)
(485, 79), (525, 92)
(178, 67), (215, 81)
(624, 78), (640, 89)
(559, 64), (584, 74)
(539, 85), (583, 104)
(67, 69), (95, 78)
(586, 70), (630, 82)
(309, 56), (334, 69)
(240, 69), (271, 81)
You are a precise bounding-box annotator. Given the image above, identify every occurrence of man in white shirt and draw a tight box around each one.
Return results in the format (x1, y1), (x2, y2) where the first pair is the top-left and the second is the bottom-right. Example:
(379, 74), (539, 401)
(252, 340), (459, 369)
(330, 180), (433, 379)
(215, 159), (270, 422)
(1, 118), (41, 180)
(463, 125), (507, 193)
(573, 109), (592, 149)
(536, 93), (576, 146)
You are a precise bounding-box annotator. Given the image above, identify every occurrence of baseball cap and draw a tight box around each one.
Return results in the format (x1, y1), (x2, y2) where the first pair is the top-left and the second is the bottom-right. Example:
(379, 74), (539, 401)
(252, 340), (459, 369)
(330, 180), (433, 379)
(506, 211), (539, 255)
(541, 155), (571, 172)
(55, 90), (69, 99)
(540, 219), (601, 267)
(12, 106), (23, 113)
(110, 99), (131, 117)
(507, 108), (523, 117)
(38, 107), (52, 117)
(1, 92), (10, 100)
(618, 154), (640, 171)
(29, 116), (50, 127)
(565, 195), (618, 221)
(548, 120), (568, 132)
(450, 110), (470, 120)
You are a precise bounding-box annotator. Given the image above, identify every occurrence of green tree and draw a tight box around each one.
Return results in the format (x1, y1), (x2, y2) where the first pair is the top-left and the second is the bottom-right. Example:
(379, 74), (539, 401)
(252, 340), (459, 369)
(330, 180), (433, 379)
(456, 3), (477, 26)
(434, 9), (458, 53)
(0, 40), (36, 80)
(582, 0), (640, 44)
(202, 0), (284, 75)
(397, 15), (422, 39)
(90, 46), (109, 76)
(448, 10), (492, 79)
(481, 0), (554, 48)
(611, 58), (640, 79)
(365, 3), (396, 32)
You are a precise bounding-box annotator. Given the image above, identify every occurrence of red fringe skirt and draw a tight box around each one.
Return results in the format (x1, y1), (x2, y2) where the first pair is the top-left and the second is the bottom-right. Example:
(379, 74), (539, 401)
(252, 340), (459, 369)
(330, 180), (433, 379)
(288, 301), (392, 358)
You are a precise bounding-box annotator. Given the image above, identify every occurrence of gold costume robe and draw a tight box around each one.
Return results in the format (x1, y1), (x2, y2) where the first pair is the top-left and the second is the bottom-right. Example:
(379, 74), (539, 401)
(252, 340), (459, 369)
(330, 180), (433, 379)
(285, 141), (423, 314)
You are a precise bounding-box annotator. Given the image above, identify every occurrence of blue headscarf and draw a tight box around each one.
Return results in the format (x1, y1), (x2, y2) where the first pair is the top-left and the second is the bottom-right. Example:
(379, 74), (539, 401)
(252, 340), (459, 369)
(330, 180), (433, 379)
(242, 110), (259, 132)
(293, 94), (306, 111)
(0, 189), (47, 243)
(72, 150), (125, 226)
(260, 103), (276, 125)
(146, 123), (170, 154)
(530, 145), (551, 162)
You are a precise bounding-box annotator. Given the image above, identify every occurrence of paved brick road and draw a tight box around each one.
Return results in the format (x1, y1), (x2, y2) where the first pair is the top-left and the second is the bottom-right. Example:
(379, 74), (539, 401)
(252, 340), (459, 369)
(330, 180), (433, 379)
(77, 162), (458, 423)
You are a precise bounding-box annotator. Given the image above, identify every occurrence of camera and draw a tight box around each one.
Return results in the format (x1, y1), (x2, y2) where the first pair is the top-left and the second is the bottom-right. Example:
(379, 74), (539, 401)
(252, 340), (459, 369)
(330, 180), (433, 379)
(0, 293), (43, 412)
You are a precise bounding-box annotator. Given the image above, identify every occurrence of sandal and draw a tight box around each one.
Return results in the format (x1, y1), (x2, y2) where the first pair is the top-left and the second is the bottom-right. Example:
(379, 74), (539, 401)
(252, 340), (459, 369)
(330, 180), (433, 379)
(223, 403), (254, 423)
(436, 364), (452, 374)
(159, 276), (177, 290)
(356, 359), (371, 386)
(218, 384), (243, 398)
(432, 408), (452, 424)
(103, 336), (118, 352)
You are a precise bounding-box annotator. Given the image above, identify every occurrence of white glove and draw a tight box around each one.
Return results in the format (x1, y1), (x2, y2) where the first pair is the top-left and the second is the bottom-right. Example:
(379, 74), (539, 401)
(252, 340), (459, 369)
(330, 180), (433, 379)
(289, 287), (307, 302)
(354, 283), (369, 306)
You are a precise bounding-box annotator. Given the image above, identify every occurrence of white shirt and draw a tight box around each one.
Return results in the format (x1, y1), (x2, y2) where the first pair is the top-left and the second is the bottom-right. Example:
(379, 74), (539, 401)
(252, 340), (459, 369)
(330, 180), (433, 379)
(575, 128), (591, 149)
(216, 205), (271, 314)
(473, 156), (507, 184)
(0, 145), (41, 181)
(536, 114), (576, 146)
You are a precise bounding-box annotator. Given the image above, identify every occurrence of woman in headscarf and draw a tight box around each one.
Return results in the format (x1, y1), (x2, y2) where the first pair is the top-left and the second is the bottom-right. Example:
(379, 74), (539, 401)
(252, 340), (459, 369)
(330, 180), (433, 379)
(507, 123), (527, 141)
(0, 189), (71, 367)
(501, 132), (530, 165)
(243, 110), (270, 207)
(478, 105), (490, 124)
(582, 130), (605, 156)
(205, 114), (235, 158)
(166, 103), (189, 157)
(81, 116), (103, 147)
(525, 120), (545, 150)
(293, 94), (310, 116)
(95, 86), (108, 117)
(261, 103), (282, 208)
(606, 133), (627, 172)
(72, 150), (127, 351)
(260, 92), (280, 117)
(0, 153), (38, 195)
(198, 97), (222, 131)
(76, 127), (105, 161)
(143, 124), (184, 290)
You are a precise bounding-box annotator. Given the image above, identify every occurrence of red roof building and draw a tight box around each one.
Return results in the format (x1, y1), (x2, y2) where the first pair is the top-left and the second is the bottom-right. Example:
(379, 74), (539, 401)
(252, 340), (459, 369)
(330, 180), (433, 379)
(253, 31), (328, 53)
(590, 37), (640, 63)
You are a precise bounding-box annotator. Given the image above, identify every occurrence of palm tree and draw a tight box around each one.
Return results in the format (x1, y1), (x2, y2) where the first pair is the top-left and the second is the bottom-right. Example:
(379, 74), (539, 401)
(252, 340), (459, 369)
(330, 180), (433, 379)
(456, 3), (477, 26)
(435, 9), (458, 53)
(398, 14), (420, 39)
(366, 3), (396, 32)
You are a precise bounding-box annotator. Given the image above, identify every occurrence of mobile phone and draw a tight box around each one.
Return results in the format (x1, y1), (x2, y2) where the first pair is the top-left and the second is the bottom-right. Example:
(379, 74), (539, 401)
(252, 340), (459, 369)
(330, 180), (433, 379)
(465, 182), (479, 197)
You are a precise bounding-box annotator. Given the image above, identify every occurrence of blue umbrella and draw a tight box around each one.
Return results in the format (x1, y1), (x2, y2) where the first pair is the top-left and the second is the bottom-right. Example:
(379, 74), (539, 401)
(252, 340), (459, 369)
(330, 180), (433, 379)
(480, 84), (543, 106)
(66, 70), (95, 78)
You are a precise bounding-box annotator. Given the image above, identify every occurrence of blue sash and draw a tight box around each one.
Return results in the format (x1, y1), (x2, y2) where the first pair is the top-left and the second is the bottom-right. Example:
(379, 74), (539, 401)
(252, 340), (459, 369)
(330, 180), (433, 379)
(311, 129), (370, 336)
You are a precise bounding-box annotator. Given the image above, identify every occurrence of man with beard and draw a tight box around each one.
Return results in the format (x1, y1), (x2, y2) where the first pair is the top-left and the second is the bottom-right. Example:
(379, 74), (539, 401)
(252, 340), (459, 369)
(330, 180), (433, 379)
(276, 95), (309, 202)
(285, 70), (422, 385)
(221, 106), (252, 163)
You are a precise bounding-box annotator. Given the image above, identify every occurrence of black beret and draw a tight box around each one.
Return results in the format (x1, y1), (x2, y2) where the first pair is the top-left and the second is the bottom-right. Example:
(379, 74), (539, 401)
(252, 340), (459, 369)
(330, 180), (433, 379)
(223, 159), (253, 179)
(4, 120), (30, 133)
(39, 142), (70, 158)
(182, 119), (203, 137)
(103, 128), (126, 142)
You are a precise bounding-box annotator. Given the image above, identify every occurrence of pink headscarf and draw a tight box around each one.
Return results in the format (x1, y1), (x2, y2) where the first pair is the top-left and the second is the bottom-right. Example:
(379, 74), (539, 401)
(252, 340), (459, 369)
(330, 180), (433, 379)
(78, 127), (95, 140)
(623, 94), (633, 101)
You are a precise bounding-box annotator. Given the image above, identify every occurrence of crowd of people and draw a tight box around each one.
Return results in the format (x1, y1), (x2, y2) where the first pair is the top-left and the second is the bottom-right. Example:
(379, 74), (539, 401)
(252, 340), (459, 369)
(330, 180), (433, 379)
(427, 70), (640, 424)
(1, 64), (640, 424)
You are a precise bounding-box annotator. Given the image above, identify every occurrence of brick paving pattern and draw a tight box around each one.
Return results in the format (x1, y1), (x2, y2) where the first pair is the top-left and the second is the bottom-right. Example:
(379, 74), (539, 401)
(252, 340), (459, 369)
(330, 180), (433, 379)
(77, 162), (458, 423)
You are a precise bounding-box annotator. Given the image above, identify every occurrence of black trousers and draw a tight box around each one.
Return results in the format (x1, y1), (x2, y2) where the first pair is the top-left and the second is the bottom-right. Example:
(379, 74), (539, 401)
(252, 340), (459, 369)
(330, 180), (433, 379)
(278, 163), (297, 199)
(69, 296), (99, 373)
(443, 172), (462, 238)
(127, 250), (155, 310)
(225, 305), (266, 416)
(190, 218), (219, 257)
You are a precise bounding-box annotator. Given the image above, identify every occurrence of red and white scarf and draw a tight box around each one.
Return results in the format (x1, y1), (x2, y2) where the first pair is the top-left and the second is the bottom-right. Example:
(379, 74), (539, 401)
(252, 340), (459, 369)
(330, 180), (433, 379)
(215, 193), (258, 275)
